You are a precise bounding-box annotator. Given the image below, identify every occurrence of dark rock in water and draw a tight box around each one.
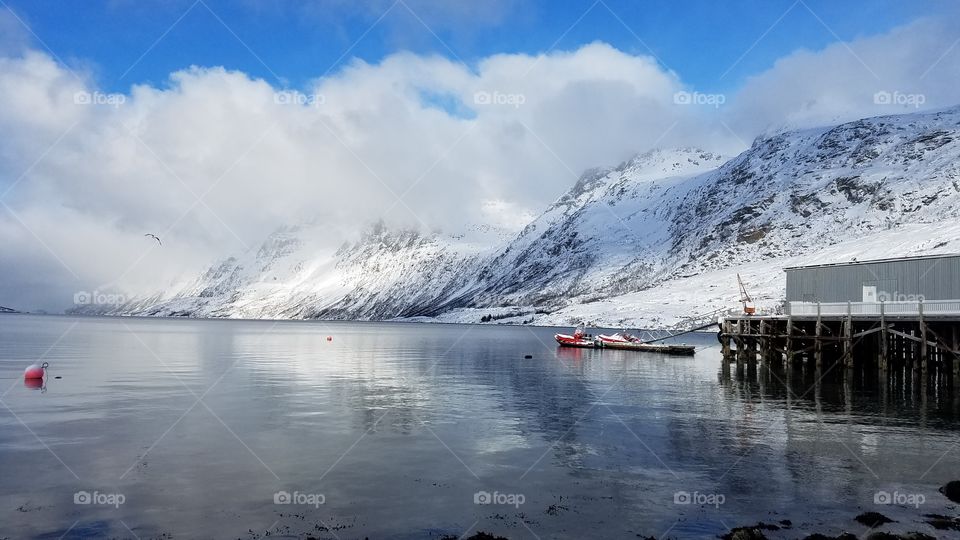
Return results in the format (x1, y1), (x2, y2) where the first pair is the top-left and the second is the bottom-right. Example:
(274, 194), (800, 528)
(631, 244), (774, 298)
(722, 530), (767, 540)
(440, 533), (509, 540)
(802, 534), (857, 540)
(865, 533), (935, 540)
(940, 480), (960, 503)
(545, 502), (568, 516)
(778, 519), (792, 528)
(855, 511), (895, 527)
(924, 513), (960, 531)
(720, 523), (780, 540)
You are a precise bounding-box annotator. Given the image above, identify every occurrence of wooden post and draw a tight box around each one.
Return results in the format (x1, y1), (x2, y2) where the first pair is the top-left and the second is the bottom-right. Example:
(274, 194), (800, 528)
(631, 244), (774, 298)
(721, 319), (731, 380)
(721, 319), (731, 359)
(786, 316), (794, 366)
(880, 301), (888, 371)
(735, 319), (746, 378)
(843, 302), (853, 368)
(741, 319), (750, 363)
(919, 301), (928, 376)
(815, 302), (823, 370)
(759, 319), (767, 362)
(910, 328), (920, 378)
(953, 325), (959, 382)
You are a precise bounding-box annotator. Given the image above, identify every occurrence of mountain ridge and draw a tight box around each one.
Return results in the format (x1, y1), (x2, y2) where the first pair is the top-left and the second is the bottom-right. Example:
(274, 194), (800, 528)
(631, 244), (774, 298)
(76, 107), (960, 327)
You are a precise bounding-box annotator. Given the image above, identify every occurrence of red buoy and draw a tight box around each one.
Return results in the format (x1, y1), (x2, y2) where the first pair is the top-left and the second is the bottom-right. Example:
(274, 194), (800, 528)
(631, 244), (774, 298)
(24, 362), (47, 380)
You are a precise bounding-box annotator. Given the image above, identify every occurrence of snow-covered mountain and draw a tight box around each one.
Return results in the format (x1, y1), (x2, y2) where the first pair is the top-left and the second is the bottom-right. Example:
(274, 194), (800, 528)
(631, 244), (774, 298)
(86, 107), (960, 327)
(105, 221), (492, 320)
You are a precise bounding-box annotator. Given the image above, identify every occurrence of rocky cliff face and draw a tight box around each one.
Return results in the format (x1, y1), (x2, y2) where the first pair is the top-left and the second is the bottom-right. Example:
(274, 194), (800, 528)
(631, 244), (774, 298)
(87, 107), (960, 325)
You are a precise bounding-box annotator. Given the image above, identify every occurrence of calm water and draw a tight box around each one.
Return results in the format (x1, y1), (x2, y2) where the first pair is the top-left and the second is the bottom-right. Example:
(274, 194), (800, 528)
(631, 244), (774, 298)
(0, 315), (958, 539)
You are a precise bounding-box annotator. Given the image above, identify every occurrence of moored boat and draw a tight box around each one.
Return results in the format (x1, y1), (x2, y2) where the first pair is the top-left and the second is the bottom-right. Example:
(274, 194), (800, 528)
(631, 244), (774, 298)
(599, 340), (696, 355)
(554, 327), (696, 355)
(597, 332), (641, 345)
(597, 332), (695, 355)
(555, 324), (597, 348)
(554, 333), (598, 348)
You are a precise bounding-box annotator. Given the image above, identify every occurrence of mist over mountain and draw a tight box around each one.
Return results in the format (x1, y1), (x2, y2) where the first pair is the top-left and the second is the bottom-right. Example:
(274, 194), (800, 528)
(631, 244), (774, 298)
(83, 107), (960, 327)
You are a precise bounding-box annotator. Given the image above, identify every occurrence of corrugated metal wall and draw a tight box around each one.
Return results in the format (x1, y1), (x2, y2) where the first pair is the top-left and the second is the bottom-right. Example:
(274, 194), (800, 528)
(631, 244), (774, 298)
(785, 256), (960, 302)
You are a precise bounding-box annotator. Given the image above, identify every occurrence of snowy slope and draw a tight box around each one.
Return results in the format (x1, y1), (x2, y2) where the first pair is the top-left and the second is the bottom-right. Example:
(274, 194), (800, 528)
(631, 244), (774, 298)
(103, 221), (492, 319)
(460, 148), (728, 307)
(89, 107), (960, 326)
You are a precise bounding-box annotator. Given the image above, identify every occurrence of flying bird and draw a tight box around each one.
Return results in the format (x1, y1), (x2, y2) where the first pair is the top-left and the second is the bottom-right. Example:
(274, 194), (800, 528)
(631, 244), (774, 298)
(144, 233), (162, 246)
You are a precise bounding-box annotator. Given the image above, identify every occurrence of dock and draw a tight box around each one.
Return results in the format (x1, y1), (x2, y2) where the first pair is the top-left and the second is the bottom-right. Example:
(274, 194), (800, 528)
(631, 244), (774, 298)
(720, 300), (960, 383)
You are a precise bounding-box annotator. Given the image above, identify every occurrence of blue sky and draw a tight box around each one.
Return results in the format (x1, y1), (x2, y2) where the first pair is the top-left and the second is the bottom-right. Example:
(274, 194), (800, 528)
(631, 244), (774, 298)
(3, 0), (950, 93)
(3, 0), (960, 311)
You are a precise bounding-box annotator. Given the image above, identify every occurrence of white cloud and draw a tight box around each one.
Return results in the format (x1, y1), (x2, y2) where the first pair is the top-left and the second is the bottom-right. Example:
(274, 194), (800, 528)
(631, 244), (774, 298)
(1, 13), (960, 312)
(0, 41), (706, 311)
(727, 16), (960, 136)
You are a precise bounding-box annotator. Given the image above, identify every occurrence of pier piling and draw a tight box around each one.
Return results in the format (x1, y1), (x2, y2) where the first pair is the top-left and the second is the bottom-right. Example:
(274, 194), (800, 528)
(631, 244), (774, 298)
(720, 300), (960, 388)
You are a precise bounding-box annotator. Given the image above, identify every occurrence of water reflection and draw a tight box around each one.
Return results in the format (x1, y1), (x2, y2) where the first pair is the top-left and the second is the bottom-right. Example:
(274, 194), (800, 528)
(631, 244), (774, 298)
(720, 355), (960, 428)
(0, 317), (956, 539)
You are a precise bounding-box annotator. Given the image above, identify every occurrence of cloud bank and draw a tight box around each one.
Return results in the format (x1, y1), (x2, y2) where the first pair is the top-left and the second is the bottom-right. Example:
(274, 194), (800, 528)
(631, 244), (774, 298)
(1, 14), (959, 311)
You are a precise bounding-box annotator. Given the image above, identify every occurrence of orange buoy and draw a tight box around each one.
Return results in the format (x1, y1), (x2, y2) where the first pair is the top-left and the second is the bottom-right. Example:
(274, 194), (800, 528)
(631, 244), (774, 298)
(24, 362), (47, 380)
(23, 362), (50, 379)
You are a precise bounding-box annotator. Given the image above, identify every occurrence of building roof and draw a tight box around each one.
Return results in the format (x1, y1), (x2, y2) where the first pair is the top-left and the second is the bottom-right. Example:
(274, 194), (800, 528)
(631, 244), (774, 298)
(784, 252), (960, 271)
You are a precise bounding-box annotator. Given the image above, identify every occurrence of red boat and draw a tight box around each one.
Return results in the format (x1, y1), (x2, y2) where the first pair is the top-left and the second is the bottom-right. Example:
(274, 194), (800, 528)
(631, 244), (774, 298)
(554, 324), (597, 348)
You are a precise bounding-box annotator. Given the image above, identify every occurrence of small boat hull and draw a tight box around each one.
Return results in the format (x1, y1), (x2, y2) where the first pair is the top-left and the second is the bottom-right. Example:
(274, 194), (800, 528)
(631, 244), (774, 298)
(555, 329), (696, 355)
(554, 333), (597, 348)
(597, 340), (695, 355)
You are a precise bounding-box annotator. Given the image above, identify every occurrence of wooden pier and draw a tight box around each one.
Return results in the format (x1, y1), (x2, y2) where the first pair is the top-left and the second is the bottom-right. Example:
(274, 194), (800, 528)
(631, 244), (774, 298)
(720, 300), (960, 383)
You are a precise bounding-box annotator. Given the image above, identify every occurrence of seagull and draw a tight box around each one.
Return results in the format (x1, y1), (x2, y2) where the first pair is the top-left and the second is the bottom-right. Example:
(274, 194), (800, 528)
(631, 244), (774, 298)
(144, 233), (162, 246)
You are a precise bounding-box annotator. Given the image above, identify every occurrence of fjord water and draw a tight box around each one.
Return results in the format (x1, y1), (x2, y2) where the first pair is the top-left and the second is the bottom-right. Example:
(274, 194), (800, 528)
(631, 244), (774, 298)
(0, 316), (957, 539)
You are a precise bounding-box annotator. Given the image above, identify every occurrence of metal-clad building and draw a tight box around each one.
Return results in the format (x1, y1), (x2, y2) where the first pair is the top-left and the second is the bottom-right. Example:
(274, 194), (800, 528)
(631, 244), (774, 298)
(785, 254), (960, 303)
